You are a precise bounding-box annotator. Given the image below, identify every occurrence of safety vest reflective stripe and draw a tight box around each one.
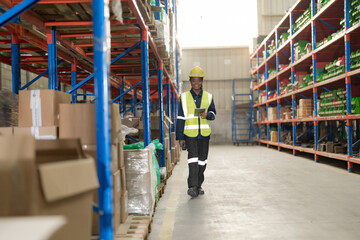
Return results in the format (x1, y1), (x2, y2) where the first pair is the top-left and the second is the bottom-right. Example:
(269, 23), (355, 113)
(184, 125), (210, 130)
(177, 116), (186, 120)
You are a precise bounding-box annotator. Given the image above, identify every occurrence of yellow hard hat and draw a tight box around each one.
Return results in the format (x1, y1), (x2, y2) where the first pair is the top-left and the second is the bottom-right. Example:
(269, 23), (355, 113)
(189, 66), (205, 78)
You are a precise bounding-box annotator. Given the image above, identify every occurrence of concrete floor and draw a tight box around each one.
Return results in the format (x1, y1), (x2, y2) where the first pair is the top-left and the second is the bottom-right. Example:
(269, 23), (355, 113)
(149, 146), (360, 240)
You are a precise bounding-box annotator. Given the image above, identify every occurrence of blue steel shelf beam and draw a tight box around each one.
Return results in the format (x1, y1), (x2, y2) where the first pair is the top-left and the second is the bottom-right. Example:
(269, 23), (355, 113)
(92, 0), (113, 239)
(0, 0), (40, 28)
(345, 0), (353, 172)
(67, 41), (141, 94)
(158, 62), (166, 168)
(166, 78), (172, 163)
(47, 26), (58, 90)
(71, 60), (77, 103)
(11, 33), (20, 94)
(141, 29), (151, 147)
(20, 59), (64, 90)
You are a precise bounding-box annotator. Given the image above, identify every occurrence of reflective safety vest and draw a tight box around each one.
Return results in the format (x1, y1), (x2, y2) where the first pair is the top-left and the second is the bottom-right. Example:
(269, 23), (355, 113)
(181, 90), (212, 137)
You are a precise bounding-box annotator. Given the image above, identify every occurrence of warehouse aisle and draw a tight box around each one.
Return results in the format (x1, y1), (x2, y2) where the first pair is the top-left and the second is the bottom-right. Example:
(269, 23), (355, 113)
(149, 146), (360, 240)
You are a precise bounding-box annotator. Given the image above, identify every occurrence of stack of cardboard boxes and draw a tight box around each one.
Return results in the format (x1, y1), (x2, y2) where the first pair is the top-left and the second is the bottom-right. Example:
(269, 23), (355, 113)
(57, 102), (127, 234)
(297, 99), (313, 119)
(0, 136), (99, 240)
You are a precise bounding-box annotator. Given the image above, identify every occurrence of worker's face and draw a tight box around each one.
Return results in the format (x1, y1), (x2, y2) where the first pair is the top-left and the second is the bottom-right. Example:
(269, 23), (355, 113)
(190, 77), (203, 90)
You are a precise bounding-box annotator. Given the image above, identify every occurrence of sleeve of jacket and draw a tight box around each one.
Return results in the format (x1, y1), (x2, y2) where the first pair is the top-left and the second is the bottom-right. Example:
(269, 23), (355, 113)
(206, 97), (216, 121)
(176, 98), (186, 140)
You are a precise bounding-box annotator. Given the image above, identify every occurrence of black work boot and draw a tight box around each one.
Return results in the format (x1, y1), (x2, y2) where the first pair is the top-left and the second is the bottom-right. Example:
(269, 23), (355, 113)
(198, 187), (204, 195)
(187, 186), (198, 198)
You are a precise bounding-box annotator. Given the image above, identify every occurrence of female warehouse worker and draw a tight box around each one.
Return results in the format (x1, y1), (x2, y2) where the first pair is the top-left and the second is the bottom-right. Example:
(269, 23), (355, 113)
(176, 66), (216, 198)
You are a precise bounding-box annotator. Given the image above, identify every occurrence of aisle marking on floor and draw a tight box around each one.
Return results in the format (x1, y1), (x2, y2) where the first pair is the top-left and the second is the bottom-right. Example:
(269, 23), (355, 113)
(158, 161), (185, 240)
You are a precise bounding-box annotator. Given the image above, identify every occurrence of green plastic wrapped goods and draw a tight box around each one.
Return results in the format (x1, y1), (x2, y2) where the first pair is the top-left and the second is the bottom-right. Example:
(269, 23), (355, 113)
(124, 139), (163, 150)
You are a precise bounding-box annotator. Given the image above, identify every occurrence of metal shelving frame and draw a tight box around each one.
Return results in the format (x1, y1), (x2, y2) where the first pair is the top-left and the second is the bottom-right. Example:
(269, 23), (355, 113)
(232, 78), (254, 145)
(0, 0), (180, 239)
(250, 0), (360, 172)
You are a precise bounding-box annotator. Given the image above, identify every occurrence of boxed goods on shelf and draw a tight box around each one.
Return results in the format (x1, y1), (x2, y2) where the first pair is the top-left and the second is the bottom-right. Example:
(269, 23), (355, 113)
(270, 130), (278, 142)
(92, 170), (123, 235)
(268, 107), (278, 121)
(340, 0), (360, 29)
(0, 127), (13, 135)
(0, 91), (18, 127)
(279, 31), (290, 46)
(322, 57), (345, 81)
(59, 103), (121, 145)
(294, 6), (311, 33)
(281, 106), (292, 120)
(319, 88), (347, 116)
(13, 126), (58, 139)
(0, 136), (99, 240)
(268, 69), (277, 79)
(18, 90), (71, 127)
(351, 48), (360, 70)
(317, 0), (331, 11)
(297, 99), (314, 118)
(294, 40), (311, 61)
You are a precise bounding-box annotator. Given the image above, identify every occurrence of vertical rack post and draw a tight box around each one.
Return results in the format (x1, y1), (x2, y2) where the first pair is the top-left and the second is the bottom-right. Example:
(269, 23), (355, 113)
(155, 0), (160, 20)
(92, 0), (113, 239)
(47, 26), (58, 90)
(11, 33), (20, 94)
(275, 30), (281, 149)
(132, 89), (137, 115)
(345, 0), (353, 172)
(291, 36), (296, 155)
(158, 62), (166, 168)
(166, 78), (172, 162)
(265, 43), (270, 146)
(171, 90), (175, 131)
(141, 29), (151, 147)
(71, 60), (77, 103)
(311, 0), (319, 161)
(83, 88), (87, 101)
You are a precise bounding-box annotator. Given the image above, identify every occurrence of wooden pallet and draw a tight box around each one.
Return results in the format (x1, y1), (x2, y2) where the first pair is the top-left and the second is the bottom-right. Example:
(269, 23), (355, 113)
(115, 215), (152, 240)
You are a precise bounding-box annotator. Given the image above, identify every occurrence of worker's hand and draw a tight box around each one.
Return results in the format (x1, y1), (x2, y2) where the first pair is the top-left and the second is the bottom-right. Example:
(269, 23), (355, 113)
(200, 112), (207, 119)
(179, 140), (185, 147)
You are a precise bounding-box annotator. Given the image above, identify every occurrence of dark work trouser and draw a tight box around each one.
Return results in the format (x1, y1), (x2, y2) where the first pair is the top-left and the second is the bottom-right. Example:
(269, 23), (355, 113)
(185, 138), (210, 188)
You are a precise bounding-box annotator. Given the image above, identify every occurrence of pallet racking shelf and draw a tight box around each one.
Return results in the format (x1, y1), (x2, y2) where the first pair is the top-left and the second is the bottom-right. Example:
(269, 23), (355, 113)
(250, 0), (360, 173)
(0, 0), (180, 239)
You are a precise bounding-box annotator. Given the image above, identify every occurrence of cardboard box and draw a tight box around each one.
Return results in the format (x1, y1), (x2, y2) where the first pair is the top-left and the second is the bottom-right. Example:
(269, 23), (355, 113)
(59, 103), (121, 145)
(82, 144), (119, 173)
(0, 136), (99, 240)
(19, 90), (71, 127)
(171, 132), (176, 148)
(268, 107), (278, 121)
(326, 142), (334, 153)
(299, 99), (313, 108)
(270, 131), (278, 142)
(164, 137), (170, 153)
(120, 167), (126, 194)
(13, 126), (58, 139)
(92, 170), (122, 235)
(118, 139), (125, 168)
(121, 117), (140, 128)
(0, 127), (13, 135)
(334, 145), (346, 154)
(120, 190), (128, 224)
